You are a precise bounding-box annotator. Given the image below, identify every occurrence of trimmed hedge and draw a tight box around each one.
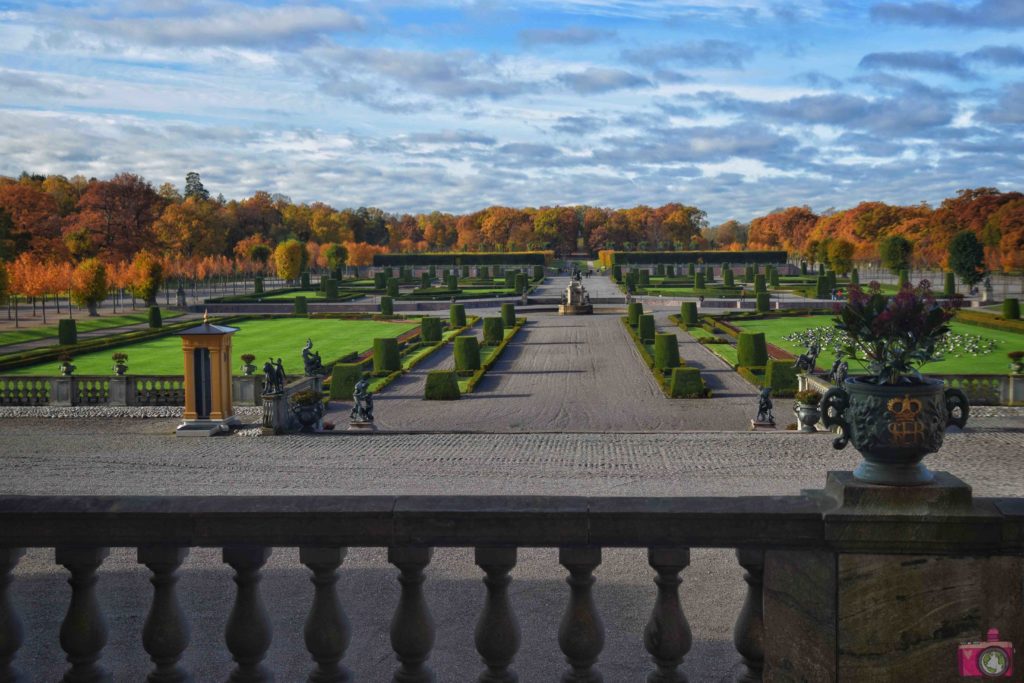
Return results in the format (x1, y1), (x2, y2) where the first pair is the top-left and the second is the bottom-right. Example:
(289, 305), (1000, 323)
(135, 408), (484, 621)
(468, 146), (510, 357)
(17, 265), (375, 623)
(324, 279), (338, 299)
(450, 304), (467, 328)
(514, 273), (528, 294)
(501, 303), (516, 328)
(638, 314), (656, 343)
(148, 306), (162, 329)
(454, 335), (481, 374)
(768, 269), (779, 288)
(754, 274), (766, 293)
(373, 273), (387, 289)
(694, 272), (705, 289)
(943, 272), (955, 298)
(850, 268), (859, 286)
(815, 276), (829, 300)
(482, 317), (505, 345)
(609, 250), (786, 266)
(293, 297), (308, 315)
(373, 338), (401, 374)
(704, 266), (714, 283)
(627, 302), (643, 326)
(253, 277), (264, 294)
(669, 367), (705, 398)
(898, 269), (908, 290)
(687, 263), (696, 276)
(723, 268), (735, 287)
(421, 273), (431, 288)
(756, 292), (770, 313)
(1002, 298), (1020, 320)
(420, 317), (442, 343)
(680, 302), (698, 326)
(329, 363), (365, 400)
(300, 272), (311, 288)
(639, 270), (651, 286)
(612, 265), (622, 282)
(533, 265), (544, 281)
(737, 332), (768, 367)
(58, 319), (77, 345)
(374, 251), (552, 267)
(424, 370), (461, 400)
(744, 266), (754, 283)
(765, 359), (798, 397)
(380, 296), (394, 316)
(386, 278), (400, 298)
(653, 333), (681, 370)
(800, 261), (808, 275)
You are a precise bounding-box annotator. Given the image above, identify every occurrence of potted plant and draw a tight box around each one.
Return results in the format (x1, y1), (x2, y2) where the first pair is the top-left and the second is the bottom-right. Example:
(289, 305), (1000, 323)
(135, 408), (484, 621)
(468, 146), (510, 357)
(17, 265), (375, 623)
(793, 389), (822, 433)
(58, 352), (76, 376)
(290, 389), (325, 432)
(1010, 351), (1024, 375)
(240, 353), (257, 376)
(821, 281), (969, 485)
(111, 352), (128, 376)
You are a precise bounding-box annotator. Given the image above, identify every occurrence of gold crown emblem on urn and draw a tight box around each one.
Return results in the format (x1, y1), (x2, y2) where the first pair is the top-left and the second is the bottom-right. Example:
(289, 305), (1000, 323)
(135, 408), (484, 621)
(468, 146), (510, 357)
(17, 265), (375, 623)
(886, 394), (925, 446)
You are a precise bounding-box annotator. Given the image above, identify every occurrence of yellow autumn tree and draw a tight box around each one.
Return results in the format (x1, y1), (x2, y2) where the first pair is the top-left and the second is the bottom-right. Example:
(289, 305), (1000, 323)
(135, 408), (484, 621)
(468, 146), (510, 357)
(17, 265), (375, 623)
(71, 258), (108, 316)
(274, 239), (304, 282)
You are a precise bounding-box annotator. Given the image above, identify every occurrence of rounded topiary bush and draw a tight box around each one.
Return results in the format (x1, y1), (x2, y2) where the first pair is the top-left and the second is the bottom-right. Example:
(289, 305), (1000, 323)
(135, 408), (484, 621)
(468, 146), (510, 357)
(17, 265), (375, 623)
(680, 302), (698, 326)
(627, 302), (643, 326)
(723, 268), (735, 287)
(373, 272), (387, 289)
(373, 338), (401, 374)
(420, 316), (442, 343)
(482, 317), (504, 345)
(1004, 298), (1021, 320)
(58, 319), (77, 345)
(293, 296), (308, 315)
(754, 274), (766, 293)
(638, 314), (656, 343)
(501, 303), (516, 328)
(386, 278), (400, 298)
(148, 306), (162, 329)
(424, 371), (460, 400)
(450, 303), (466, 328)
(736, 332), (768, 367)
(694, 272), (705, 289)
(756, 292), (770, 313)
(380, 296), (394, 316)
(653, 333), (681, 370)
(254, 276), (264, 294)
(454, 335), (480, 374)
(669, 367), (705, 398)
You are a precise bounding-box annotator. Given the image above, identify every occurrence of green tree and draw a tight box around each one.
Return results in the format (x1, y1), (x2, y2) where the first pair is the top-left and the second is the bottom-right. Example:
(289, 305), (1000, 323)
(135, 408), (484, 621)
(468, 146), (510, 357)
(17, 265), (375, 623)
(184, 171), (210, 201)
(879, 235), (913, 274)
(827, 239), (855, 276)
(948, 230), (987, 287)
(322, 243), (348, 272)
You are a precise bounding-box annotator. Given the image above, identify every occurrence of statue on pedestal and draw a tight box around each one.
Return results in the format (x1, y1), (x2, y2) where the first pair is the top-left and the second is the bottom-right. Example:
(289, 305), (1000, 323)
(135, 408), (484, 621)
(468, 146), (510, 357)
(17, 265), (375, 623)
(795, 343), (820, 374)
(350, 376), (374, 422)
(829, 353), (849, 386)
(302, 338), (325, 376)
(262, 358), (286, 395)
(755, 388), (775, 425)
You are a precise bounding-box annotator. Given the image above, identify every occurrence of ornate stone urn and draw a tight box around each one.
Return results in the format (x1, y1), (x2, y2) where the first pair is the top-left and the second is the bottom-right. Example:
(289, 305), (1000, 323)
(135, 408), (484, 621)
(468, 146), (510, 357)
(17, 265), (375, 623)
(113, 362), (128, 376)
(794, 403), (821, 433)
(821, 377), (969, 486)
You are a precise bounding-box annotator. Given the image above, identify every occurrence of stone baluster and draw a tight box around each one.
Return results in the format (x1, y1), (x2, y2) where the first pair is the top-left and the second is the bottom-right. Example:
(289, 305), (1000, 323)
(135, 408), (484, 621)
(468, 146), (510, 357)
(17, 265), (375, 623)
(644, 548), (692, 683)
(138, 546), (191, 683)
(300, 547), (351, 683)
(223, 546), (273, 683)
(558, 547), (604, 683)
(733, 549), (765, 683)
(1, 548), (25, 683)
(56, 546), (110, 683)
(388, 546), (435, 683)
(474, 547), (520, 683)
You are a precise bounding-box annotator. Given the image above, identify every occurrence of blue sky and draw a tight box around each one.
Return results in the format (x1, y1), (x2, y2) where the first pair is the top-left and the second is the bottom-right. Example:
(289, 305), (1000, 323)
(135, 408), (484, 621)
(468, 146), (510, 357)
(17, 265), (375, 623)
(0, 0), (1022, 223)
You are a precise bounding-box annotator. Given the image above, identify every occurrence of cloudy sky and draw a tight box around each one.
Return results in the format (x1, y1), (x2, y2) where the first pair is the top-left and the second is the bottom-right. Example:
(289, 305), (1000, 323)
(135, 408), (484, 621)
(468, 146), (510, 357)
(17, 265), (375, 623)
(0, 0), (1022, 223)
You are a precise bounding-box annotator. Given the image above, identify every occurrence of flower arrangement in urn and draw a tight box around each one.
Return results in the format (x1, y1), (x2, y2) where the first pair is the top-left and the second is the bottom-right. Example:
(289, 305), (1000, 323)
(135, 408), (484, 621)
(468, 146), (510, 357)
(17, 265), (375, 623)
(793, 389), (822, 433)
(58, 352), (75, 376)
(1010, 351), (1024, 375)
(289, 389), (325, 432)
(111, 352), (128, 375)
(821, 281), (969, 485)
(240, 353), (257, 376)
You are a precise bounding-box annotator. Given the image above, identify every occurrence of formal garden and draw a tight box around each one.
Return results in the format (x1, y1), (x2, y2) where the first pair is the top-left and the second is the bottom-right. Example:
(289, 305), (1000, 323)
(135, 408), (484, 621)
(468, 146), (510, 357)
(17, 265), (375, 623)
(0, 311), (183, 348)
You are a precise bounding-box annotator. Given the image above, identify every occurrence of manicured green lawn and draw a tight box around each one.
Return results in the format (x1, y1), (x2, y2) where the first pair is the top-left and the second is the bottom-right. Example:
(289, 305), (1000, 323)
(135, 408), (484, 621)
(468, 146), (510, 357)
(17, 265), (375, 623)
(262, 290), (330, 300)
(7, 318), (418, 376)
(728, 315), (1024, 375)
(0, 312), (183, 349)
(642, 287), (744, 296)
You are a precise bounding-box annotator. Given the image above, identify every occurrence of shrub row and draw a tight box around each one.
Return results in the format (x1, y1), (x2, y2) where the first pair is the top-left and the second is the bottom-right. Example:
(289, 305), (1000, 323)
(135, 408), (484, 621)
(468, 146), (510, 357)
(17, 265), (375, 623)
(609, 250), (787, 266)
(373, 251), (553, 266)
(954, 309), (1024, 333)
(621, 316), (709, 398)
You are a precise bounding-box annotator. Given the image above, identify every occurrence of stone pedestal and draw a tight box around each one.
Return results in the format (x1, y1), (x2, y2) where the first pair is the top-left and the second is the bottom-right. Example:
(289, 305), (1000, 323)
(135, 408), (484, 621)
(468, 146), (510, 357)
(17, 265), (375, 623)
(51, 377), (73, 406)
(348, 420), (377, 432)
(750, 419), (775, 430)
(765, 471), (1022, 682)
(109, 376), (133, 406)
(260, 392), (292, 435)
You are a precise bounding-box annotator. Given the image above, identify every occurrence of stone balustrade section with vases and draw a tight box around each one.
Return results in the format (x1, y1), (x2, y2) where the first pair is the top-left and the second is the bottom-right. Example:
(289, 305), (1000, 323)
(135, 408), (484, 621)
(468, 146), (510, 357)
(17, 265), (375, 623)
(0, 374), (267, 407)
(0, 480), (1021, 681)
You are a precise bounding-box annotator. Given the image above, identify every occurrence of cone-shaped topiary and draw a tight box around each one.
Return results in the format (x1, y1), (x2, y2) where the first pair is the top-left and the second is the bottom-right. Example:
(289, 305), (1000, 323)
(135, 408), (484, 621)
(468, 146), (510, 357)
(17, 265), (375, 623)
(680, 302), (698, 326)
(694, 272), (705, 289)
(454, 335), (480, 374)
(754, 274), (766, 293)
(148, 306), (162, 329)
(638, 314), (656, 342)
(756, 292), (770, 313)
(420, 316), (442, 342)
(653, 333), (681, 370)
(669, 367), (705, 397)
(254, 276), (264, 294)
(329, 363), (364, 400)
(501, 303), (516, 328)
(373, 338), (401, 374)
(380, 296), (394, 316)
(58, 319), (77, 345)
(768, 269), (779, 287)
(482, 317), (505, 345)
(745, 265), (754, 283)
(737, 332), (768, 367)
(387, 278), (400, 297)
(815, 276), (829, 299)
(450, 303), (466, 328)
(723, 268), (735, 287)
(293, 296), (308, 315)
(424, 370), (461, 400)
(627, 302), (643, 326)
(1003, 298), (1020, 320)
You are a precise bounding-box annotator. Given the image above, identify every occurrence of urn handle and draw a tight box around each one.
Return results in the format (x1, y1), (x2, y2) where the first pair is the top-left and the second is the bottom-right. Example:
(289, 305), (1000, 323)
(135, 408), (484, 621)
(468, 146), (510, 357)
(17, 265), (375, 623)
(945, 388), (969, 430)
(820, 387), (851, 450)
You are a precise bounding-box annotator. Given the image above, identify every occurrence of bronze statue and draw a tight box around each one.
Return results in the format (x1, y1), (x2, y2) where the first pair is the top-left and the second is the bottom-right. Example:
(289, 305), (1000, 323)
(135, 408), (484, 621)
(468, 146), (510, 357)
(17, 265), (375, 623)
(302, 338), (325, 376)
(756, 388), (775, 424)
(350, 375), (374, 422)
(829, 353), (849, 386)
(262, 357), (286, 395)
(795, 343), (820, 374)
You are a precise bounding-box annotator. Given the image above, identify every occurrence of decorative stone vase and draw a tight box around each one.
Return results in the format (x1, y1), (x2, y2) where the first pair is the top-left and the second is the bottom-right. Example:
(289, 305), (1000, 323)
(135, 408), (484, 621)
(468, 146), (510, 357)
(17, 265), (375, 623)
(794, 403), (821, 433)
(1012, 361), (1024, 375)
(292, 403), (324, 433)
(821, 377), (969, 486)
(59, 362), (75, 376)
(242, 363), (257, 376)
(113, 363), (128, 376)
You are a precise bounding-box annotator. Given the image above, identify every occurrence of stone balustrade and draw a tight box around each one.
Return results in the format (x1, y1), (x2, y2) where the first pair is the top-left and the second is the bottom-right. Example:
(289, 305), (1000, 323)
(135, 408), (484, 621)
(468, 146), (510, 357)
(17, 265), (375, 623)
(0, 374), (265, 407)
(798, 371), (1021, 405)
(1, 479), (1021, 680)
